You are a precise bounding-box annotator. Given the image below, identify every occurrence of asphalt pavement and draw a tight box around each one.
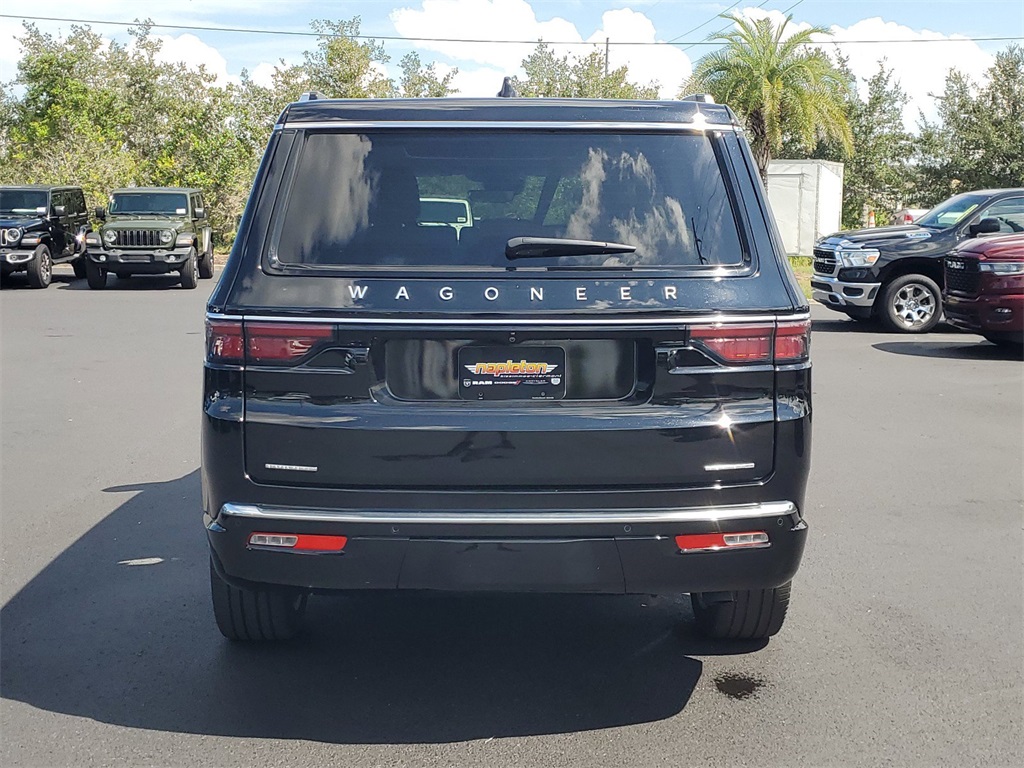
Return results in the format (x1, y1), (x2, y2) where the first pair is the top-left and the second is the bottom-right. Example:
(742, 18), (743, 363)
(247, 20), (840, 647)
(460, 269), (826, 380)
(1, 266), (1021, 767)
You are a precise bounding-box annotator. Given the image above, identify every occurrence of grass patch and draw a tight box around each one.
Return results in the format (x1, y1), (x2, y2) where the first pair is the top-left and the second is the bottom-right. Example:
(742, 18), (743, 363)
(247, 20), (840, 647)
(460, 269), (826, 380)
(788, 256), (813, 300)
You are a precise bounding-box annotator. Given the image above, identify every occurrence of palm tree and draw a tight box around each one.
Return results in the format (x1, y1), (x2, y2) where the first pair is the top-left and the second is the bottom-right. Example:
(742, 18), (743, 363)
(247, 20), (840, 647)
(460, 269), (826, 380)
(684, 14), (853, 182)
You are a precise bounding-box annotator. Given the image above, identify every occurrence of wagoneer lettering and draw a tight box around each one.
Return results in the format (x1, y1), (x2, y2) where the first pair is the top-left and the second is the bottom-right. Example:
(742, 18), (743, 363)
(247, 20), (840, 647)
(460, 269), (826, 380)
(203, 96), (812, 644)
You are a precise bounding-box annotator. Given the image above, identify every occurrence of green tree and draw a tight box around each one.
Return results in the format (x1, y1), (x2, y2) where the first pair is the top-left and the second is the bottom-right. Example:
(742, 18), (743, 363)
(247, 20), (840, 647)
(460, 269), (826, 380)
(299, 18), (395, 98)
(514, 42), (659, 99)
(916, 45), (1024, 204)
(399, 52), (457, 97)
(684, 13), (853, 182)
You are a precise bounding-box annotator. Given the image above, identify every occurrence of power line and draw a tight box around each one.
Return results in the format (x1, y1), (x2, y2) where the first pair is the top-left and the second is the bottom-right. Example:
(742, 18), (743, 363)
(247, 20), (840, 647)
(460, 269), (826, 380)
(681, 0), (796, 53)
(0, 13), (1019, 47)
(664, 0), (744, 45)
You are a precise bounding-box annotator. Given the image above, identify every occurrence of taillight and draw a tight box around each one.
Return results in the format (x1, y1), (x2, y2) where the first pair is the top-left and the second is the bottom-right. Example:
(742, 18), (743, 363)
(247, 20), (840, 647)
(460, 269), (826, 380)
(205, 319), (334, 365)
(775, 319), (811, 363)
(690, 320), (810, 365)
(675, 531), (769, 553)
(206, 319), (244, 364)
(690, 324), (773, 363)
(246, 322), (334, 364)
(249, 532), (348, 552)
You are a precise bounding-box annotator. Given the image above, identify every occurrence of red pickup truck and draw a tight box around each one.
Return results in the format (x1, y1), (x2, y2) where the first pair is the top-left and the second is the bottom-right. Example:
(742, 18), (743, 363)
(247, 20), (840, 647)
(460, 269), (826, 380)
(944, 234), (1024, 347)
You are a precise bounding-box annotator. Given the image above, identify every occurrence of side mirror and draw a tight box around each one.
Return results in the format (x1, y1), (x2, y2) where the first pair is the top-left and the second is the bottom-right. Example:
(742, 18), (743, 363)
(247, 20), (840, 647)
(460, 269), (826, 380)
(969, 217), (1001, 237)
(94, 207), (106, 220)
(194, 207), (205, 219)
(52, 205), (67, 216)
(35, 206), (48, 216)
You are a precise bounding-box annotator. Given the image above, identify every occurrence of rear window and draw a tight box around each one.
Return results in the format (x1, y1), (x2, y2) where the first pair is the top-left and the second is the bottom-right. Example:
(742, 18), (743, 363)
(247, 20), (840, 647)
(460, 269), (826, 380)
(269, 130), (746, 271)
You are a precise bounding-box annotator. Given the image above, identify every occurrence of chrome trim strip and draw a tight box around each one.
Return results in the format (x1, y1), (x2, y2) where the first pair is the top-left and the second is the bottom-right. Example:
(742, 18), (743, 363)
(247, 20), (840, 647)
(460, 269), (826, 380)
(275, 120), (736, 132)
(265, 463), (318, 473)
(670, 364), (776, 375)
(703, 462), (757, 472)
(206, 312), (811, 328)
(219, 500), (797, 525)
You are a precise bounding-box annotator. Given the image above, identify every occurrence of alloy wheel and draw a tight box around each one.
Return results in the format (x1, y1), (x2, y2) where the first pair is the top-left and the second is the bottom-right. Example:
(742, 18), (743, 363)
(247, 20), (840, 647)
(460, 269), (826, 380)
(891, 282), (936, 329)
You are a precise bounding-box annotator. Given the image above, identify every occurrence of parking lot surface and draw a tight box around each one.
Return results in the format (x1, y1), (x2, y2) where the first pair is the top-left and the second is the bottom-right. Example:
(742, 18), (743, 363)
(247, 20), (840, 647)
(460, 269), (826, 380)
(2, 267), (1021, 767)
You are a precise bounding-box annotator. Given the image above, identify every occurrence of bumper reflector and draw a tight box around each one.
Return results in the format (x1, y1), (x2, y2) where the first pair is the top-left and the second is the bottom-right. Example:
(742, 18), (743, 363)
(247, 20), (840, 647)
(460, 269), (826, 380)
(249, 532), (348, 552)
(675, 531), (769, 553)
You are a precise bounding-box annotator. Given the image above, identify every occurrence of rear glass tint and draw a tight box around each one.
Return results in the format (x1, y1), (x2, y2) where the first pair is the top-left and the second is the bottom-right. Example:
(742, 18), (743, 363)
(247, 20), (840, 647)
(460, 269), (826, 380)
(270, 131), (746, 270)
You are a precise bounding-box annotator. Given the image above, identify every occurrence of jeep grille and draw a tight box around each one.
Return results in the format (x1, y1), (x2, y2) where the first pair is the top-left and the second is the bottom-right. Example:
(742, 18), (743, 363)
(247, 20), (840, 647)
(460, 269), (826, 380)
(113, 230), (162, 248)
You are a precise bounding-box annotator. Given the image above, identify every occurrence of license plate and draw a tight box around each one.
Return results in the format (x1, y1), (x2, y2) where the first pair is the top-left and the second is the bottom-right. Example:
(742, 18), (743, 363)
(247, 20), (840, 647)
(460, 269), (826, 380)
(458, 346), (566, 401)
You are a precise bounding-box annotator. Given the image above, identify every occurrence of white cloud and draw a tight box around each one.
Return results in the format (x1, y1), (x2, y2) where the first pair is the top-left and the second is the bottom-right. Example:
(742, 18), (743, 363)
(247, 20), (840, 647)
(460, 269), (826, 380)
(249, 61), (280, 88)
(153, 33), (235, 85)
(390, 0), (691, 98)
(738, 8), (994, 127)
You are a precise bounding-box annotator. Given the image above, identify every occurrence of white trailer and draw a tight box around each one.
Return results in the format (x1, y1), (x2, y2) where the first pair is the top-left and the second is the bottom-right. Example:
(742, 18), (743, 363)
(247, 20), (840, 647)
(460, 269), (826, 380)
(766, 160), (844, 256)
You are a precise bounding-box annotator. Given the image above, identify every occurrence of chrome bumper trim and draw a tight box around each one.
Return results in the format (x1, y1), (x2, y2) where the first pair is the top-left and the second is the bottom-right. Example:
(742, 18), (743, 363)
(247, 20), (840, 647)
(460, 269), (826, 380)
(219, 500), (798, 525)
(811, 274), (880, 309)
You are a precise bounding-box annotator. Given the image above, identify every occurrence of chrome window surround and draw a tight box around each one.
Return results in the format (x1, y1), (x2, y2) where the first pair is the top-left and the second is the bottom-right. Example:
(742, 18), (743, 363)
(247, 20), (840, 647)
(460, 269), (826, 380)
(274, 120), (738, 132)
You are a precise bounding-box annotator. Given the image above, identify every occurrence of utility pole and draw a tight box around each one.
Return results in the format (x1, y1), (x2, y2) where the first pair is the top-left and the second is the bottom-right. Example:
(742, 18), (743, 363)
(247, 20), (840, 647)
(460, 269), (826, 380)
(604, 38), (609, 76)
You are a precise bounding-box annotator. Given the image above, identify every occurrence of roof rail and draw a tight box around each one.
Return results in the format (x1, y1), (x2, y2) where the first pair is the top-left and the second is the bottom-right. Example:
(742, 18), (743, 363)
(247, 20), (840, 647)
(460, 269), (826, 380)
(680, 93), (716, 104)
(298, 91), (325, 102)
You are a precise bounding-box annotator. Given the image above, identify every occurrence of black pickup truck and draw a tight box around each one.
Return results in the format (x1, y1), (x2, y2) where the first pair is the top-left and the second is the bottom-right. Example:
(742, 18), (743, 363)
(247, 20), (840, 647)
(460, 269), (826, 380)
(812, 188), (1024, 332)
(203, 95), (812, 643)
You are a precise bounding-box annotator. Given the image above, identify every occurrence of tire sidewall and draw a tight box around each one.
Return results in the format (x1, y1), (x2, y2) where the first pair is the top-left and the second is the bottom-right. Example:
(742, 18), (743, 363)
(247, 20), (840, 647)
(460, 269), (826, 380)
(881, 274), (942, 333)
(181, 247), (199, 289)
(28, 244), (52, 288)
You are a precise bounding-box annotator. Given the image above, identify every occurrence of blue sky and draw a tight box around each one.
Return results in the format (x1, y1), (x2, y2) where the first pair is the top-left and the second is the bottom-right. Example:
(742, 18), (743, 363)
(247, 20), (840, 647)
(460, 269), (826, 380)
(1, 1), (1022, 125)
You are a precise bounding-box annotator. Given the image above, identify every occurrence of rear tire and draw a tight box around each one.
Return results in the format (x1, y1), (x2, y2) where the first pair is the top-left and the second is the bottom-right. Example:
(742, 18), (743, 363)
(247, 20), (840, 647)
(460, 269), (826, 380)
(198, 251), (214, 279)
(180, 247), (199, 289)
(72, 257), (87, 279)
(879, 274), (942, 333)
(209, 558), (307, 641)
(85, 258), (107, 289)
(26, 245), (52, 289)
(691, 582), (791, 640)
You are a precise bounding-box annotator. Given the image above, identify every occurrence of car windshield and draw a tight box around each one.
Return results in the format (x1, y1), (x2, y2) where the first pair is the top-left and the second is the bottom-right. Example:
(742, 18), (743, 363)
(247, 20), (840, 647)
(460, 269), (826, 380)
(271, 130), (745, 270)
(109, 193), (188, 216)
(915, 193), (988, 230)
(0, 189), (48, 216)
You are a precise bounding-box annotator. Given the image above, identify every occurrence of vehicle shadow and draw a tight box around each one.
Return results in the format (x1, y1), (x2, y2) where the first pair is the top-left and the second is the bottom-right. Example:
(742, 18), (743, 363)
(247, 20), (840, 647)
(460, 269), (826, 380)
(873, 339), (1024, 361)
(59, 274), (189, 291)
(0, 272), (76, 289)
(812, 317), (962, 335)
(0, 470), (764, 744)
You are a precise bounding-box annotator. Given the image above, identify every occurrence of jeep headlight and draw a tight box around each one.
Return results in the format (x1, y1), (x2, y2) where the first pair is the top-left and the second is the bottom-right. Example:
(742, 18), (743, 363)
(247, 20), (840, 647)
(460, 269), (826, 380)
(103, 229), (117, 244)
(160, 229), (174, 245)
(838, 248), (881, 268)
(5, 227), (21, 244)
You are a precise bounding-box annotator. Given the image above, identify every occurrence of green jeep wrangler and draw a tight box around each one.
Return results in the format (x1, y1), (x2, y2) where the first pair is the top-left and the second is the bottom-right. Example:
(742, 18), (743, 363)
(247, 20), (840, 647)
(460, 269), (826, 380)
(85, 187), (214, 289)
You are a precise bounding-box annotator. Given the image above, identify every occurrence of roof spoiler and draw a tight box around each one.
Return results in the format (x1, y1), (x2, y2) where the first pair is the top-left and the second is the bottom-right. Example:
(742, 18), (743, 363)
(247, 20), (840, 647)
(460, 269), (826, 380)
(298, 91), (325, 102)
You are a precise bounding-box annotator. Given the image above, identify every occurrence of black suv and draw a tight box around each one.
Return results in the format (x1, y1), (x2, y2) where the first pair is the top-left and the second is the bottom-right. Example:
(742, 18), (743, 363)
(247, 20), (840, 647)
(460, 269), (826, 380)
(812, 188), (1024, 332)
(0, 185), (90, 288)
(203, 96), (812, 642)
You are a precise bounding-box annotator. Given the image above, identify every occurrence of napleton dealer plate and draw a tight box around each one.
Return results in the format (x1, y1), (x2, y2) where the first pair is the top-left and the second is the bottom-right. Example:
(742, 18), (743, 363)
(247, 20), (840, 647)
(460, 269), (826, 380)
(458, 346), (566, 401)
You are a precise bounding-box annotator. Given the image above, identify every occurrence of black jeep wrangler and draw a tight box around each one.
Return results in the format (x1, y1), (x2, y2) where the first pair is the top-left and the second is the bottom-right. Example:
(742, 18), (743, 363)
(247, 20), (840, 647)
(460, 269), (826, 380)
(84, 187), (214, 289)
(203, 96), (812, 642)
(0, 185), (90, 288)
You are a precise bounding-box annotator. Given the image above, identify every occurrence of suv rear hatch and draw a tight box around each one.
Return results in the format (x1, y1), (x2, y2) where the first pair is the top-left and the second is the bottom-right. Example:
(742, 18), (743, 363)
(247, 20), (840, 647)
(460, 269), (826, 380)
(215, 127), (806, 491)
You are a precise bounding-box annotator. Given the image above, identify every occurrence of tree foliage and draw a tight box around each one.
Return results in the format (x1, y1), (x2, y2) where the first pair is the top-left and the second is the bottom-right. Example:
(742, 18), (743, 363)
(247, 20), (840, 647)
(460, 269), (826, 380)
(514, 42), (659, 99)
(915, 45), (1024, 205)
(685, 14), (853, 181)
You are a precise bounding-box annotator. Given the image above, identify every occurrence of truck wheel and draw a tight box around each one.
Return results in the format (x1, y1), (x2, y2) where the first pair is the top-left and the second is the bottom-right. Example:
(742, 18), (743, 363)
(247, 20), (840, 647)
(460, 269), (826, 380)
(198, 252), (214, 279)
(209, 558), (307, 641)
(691, 582), (791, 640)
(72, 257), (87, 279)
(180, 247), (199, 289)
(85, 258), (107, 290)
(26, 245), (52, 289)
(880, 274), (942, 333)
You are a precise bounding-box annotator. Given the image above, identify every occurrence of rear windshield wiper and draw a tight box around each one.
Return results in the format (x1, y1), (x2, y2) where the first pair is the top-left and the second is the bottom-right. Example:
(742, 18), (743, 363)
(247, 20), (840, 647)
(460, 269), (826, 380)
(505, 237), (637, 260)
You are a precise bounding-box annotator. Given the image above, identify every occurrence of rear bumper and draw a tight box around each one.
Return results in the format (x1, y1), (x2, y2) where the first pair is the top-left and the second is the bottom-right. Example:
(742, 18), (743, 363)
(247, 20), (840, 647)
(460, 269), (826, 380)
(207, 500), (807, 595)
(943, 292), (1024, 334)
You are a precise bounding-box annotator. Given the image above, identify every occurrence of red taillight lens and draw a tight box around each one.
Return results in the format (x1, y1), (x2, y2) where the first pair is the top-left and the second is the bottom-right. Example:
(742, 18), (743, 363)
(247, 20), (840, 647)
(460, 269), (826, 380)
(245, 322), (334, 364)
(206, 319), (244, 364)
(691, 320), (810, 365)
(775, 319), (811, 363)
(690, 325), (773, 363)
